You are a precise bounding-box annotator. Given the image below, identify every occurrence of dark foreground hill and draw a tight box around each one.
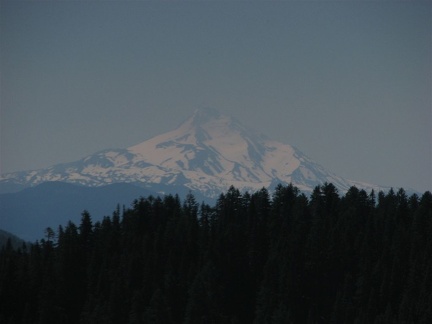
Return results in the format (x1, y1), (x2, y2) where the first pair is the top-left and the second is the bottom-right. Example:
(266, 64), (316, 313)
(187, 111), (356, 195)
(1, 183), (431, 323)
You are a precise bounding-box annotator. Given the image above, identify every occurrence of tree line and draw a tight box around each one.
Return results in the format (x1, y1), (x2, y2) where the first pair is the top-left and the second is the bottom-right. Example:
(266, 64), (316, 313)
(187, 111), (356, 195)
(1, 183), (431, 323)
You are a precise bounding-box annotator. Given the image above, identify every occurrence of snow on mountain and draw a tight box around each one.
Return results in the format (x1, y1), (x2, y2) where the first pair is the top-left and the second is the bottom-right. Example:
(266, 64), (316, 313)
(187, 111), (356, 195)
(0, 108), (387, 197)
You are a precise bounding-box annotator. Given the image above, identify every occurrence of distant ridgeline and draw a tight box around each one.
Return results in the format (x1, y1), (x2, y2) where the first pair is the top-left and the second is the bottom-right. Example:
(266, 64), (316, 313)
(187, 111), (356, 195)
(1, 183), (431, 323)
(0, 229), (27, 250)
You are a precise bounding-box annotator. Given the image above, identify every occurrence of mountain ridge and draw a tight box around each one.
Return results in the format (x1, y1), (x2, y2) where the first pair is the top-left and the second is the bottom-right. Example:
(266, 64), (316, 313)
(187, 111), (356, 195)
(0, 181), (164, 241)
(0, 108), (390, 197)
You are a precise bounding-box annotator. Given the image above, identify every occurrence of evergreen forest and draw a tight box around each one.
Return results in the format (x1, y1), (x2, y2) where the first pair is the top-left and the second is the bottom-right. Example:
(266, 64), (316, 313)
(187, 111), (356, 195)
(1, 183), (432, 323)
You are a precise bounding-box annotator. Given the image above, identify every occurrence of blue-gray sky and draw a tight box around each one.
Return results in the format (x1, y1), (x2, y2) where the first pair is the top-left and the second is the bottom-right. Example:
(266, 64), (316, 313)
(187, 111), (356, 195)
(1, 1), (431, 192)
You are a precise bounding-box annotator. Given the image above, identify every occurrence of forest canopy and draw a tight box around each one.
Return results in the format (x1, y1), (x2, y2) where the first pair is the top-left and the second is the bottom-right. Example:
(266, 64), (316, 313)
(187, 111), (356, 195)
(1, 183), (431, 323)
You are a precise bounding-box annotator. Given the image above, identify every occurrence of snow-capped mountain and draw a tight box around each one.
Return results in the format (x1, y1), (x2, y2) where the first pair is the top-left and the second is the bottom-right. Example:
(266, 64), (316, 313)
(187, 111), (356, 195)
(0, 108), (386, 197)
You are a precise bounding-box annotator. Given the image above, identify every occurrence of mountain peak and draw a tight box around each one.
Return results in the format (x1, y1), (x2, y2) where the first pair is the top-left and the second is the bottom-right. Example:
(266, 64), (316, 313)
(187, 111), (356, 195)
(190, 108), (222, 125)
(182, 108), (233, 130)
(173, 108), (246, 142)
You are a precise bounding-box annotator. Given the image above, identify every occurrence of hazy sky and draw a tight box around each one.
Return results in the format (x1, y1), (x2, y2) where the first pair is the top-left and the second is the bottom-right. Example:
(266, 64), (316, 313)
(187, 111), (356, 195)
(1, 1), (431, 192)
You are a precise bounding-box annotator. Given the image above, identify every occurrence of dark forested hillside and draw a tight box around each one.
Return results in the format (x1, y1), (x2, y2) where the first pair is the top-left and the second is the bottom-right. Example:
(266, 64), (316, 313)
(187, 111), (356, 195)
(1, 183), (431, 323)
